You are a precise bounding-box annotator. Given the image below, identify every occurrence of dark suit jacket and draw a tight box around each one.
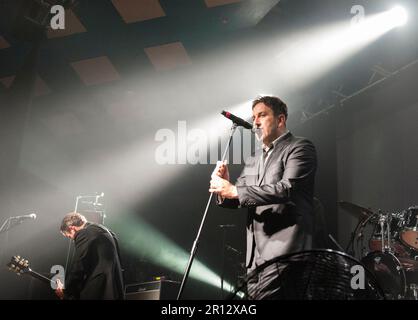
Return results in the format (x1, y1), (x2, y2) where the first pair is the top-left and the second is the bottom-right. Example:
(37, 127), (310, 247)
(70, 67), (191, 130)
(218, 132), (317, 271)
(65, 223), (125, 300)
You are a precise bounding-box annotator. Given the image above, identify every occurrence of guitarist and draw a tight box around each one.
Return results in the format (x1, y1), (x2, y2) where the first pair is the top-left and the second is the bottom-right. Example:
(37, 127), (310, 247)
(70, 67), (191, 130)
(55, 212), (125, 300)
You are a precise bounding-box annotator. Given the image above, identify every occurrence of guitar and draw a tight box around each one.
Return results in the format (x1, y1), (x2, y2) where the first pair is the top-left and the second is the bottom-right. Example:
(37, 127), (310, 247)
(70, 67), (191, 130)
(7, 255), (55, 287)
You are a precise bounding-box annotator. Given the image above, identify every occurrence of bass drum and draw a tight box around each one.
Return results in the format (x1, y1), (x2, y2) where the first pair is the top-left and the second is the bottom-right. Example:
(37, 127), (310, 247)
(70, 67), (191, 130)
(361, 251), (407, 300)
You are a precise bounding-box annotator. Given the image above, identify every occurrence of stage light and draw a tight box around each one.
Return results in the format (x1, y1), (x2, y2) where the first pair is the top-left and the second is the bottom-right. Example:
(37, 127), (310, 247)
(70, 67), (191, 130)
(271, 5), (410, 91)
(388, 6), (408, 27)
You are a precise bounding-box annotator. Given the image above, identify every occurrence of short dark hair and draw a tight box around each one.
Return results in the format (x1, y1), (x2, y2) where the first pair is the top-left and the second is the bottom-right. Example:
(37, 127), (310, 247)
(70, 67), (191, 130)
(60, 212), (87, 233)
(252, 96), (288, 119)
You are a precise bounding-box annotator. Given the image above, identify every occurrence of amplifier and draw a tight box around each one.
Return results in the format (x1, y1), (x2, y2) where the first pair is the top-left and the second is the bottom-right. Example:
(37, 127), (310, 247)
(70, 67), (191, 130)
(125, 280), (180, 300)
(80, 210), (105, 225)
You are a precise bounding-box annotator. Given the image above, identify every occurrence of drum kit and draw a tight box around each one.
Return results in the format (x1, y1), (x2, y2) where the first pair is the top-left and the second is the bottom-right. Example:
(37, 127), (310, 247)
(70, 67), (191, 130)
(340, 201), (418, 300)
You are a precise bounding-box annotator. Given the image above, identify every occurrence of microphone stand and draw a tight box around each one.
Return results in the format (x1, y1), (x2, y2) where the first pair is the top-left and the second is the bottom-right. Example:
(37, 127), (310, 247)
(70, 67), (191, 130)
(220, 226), (227, 300)
(177, 123), (238, 300)
(64, 196), (82, 274)
(0, 217), (11, 234)
(0, 216), (33, 264)
(0, 218), (12, 265)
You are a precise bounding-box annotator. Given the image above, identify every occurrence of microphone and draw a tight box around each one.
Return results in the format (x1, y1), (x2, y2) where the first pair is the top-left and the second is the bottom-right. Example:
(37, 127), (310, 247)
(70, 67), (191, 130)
(219, 224), (235, 228)
(221, 111), (252, 130)
(11, 213), (37, 220)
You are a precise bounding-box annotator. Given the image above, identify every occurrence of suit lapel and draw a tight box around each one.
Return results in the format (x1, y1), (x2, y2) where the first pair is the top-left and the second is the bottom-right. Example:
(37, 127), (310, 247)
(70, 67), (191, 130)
(256, 151), (264, 185)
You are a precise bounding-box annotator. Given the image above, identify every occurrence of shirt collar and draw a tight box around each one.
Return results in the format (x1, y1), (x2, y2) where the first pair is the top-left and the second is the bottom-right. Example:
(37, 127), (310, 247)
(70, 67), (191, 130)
(262, 130), (290, 152)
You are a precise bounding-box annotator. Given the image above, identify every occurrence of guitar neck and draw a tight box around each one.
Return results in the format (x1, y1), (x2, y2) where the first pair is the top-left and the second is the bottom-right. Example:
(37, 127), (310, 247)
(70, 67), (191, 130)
(27, 268), (53, 286)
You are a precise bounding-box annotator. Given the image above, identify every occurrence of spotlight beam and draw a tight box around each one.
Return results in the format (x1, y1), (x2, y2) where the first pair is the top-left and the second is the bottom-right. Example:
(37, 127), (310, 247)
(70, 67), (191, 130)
(112, 216), (237, 296)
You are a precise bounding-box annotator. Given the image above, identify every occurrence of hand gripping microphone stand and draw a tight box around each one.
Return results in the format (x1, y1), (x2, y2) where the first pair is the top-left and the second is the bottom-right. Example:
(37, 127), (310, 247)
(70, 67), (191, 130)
(177, 113), (249, 300)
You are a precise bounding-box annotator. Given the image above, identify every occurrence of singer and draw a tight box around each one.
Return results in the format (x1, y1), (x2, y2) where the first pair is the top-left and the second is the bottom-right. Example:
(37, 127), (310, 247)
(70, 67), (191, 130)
(209, 96), (317, 299)
(55, 212), (124, 300)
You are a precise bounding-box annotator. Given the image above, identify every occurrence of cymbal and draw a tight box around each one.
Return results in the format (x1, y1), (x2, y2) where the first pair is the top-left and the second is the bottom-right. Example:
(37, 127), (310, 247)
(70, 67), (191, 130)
(338, 201), (374, 219)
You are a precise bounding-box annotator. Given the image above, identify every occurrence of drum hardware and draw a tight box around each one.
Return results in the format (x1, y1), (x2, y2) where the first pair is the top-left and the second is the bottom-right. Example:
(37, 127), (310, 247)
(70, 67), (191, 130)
(409, 283), (418, 300)
(366, 210), (411, 257)
(357, 213), (377, 258)
(399, 206), (418, 251)
(339, 201), (376, 257)
(342, 202), (418, 300)
(378, 211), (390, 253)
(364, 210), (407, 299)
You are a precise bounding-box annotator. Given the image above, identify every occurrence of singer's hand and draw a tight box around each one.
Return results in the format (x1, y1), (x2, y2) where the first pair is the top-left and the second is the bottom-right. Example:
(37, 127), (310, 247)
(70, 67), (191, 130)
(209, 177), (238, 199)
(211, 160), (230, 181)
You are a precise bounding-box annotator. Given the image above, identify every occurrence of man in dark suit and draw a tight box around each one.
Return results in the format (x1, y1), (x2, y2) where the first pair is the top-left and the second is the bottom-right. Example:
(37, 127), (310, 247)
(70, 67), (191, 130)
(55, 212), (125, 300)
(209, 96), (317, 299)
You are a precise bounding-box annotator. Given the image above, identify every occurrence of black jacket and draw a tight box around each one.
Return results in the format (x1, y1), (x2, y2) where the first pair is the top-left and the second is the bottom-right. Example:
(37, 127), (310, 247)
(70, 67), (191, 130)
(219, 132), (317, 270)
(65, 223), (125, 300)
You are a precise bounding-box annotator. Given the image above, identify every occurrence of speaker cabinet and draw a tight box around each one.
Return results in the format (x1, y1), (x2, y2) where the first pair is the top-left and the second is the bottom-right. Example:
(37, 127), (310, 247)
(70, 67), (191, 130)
(125, 280), (180, 300)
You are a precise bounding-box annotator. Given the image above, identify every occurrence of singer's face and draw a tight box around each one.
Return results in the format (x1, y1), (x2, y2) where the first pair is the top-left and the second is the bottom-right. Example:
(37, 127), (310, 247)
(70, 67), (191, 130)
(252, 103), (286, 145)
